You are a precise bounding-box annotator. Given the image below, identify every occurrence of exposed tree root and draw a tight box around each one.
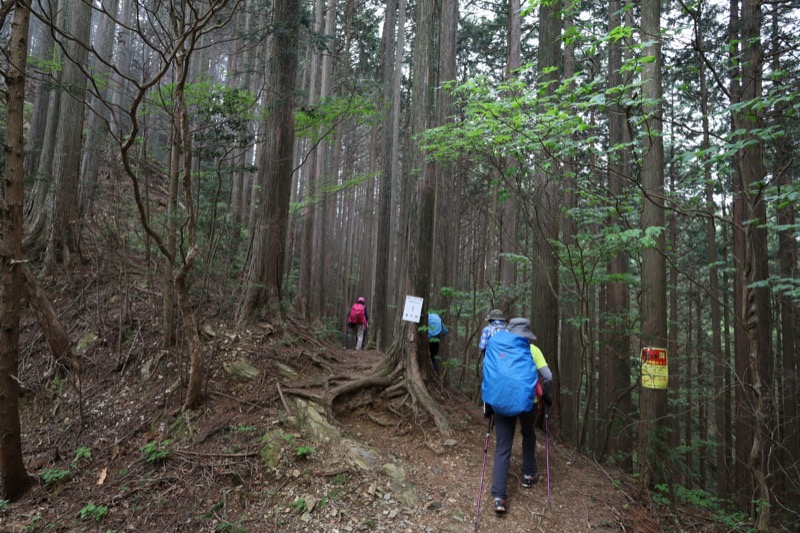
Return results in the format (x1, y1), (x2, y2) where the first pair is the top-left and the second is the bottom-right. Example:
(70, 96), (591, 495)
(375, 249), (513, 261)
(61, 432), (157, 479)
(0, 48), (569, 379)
(284, 352), (454, 440)
(284, 366), (402, 413)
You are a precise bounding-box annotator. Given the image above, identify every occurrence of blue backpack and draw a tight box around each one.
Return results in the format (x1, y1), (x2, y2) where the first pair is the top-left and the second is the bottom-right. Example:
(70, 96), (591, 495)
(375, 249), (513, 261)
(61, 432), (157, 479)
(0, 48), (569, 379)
(427, 313), (448, 337)
(481, 330), (538, 416)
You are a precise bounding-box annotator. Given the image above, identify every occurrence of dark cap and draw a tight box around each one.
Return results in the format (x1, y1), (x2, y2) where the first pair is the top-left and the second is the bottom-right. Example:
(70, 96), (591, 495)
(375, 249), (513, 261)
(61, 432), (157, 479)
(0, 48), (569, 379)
(508, 317), (537, 341)
(485, 309), (507, 322)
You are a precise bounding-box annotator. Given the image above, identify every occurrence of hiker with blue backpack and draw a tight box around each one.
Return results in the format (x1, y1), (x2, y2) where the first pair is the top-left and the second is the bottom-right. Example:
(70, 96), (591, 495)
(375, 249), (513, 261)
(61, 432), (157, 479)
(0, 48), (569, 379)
(427, 312), (448, 374)
(482, 317), (553, 514)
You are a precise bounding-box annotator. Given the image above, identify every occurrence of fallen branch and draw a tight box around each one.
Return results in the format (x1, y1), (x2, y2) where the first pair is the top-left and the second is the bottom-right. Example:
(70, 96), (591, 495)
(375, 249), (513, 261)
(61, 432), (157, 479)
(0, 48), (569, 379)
(19, 265), (79, 377)
(276, 382), (293, 416)
(210, 390), (267, 410)
(172, 449), (260, 458)
(367, 412), (395, 427)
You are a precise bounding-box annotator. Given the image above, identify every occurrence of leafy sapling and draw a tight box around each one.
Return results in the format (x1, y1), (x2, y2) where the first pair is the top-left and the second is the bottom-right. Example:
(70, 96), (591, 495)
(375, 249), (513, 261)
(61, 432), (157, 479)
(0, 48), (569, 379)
(78, 502), (108, 521)
(141, 439), (173, 464)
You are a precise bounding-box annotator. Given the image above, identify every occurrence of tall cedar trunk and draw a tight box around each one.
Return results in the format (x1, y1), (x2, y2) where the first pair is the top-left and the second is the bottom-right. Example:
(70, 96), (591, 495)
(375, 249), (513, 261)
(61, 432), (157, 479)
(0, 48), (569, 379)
(320, 0), (352, 320)
(387, 0), (406, 318)
(44, 0), (92, 268)
(776, 157), (799, 508)
(685, 298), (694, 486)
(729, 0), (753, 506)
(312, 0), (340, 314)
(697, 298), (707, 485)
(735, 0), (772, 525)
(772, 12), (798, 508)
(374, 0), (397, 350)
(600, 0), (632, 465)
(432, 0), (457, 346)
(295, 0), (324, 318)
(163, 102), (182, 348)
(532, 0), (561, 417)
(324, 106), (345, 318)
(246, 30), (272, 235)
(229, 0), (256, 226)
(363, 131), (377, 310)
(79, 0), (118, 219)
(486, 171), (498, 287)
(1, 2), (31, 500)
(668, 153), (681, 484)
(559, 0), (579, 445)
(696, 18), (728, 496)
(498, 0), (520, 292)
(110, 0), (133, 137)
(23, 15), (53, 181)
(403, 0), (437, 376)
(385, 0), (451, 437)
(24, 0), (65, 252)
(239, 0), (301, 319)
(638, 0), (668, 487)
(313, 0), (337, 319)
(722, 200), (736, 497)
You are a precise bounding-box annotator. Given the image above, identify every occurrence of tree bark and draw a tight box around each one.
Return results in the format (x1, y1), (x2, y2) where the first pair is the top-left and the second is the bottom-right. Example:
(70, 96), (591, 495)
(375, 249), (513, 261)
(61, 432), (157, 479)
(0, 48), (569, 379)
(531, 0), (561, 426)
(734, 0), (772, 526)
(79, 0), (119, 219)
(44, 0), (93, 268)
(383, 0), (451, 437)
(19, 267), (77, 376)
(24, 0), (65, 253)
(373, 0), (397, 351)
(431, 0), (457, 338)
(239, 0), (301, 320)
(22, 11), (53, 181)
(638, 0), (668, 487)
(599, 0), (632, 467)
(696, 16), (728, 496)
(312, 0), (337, 318)
(772, 17), (799, 509)
(295, 0), (324, 318)
(498, 0), (520, 292)
(1, 1), (32, 500)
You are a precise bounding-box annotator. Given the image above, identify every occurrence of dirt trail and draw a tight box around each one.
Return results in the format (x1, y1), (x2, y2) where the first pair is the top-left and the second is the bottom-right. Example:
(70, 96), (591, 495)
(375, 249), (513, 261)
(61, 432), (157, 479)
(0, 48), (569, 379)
(3, 320), (659, 532)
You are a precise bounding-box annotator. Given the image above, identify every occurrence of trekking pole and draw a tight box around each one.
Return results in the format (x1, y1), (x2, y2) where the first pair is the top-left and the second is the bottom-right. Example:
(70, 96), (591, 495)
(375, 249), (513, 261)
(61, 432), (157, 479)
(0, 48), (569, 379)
(474, 415), (493, 533)
(545, 406), (551, 511)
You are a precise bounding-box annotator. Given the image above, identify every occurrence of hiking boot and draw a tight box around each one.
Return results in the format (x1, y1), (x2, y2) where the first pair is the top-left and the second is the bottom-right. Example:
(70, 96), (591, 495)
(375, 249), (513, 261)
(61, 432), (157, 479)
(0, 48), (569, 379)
(493, 498), (507, 513)
(522, 473), (539, 488)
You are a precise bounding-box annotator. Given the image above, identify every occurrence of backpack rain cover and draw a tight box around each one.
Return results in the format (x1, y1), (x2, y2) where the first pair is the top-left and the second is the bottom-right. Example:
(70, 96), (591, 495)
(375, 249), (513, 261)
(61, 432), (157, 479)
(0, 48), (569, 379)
(348, 303), (366, 325)
(481, 330), (538, 416)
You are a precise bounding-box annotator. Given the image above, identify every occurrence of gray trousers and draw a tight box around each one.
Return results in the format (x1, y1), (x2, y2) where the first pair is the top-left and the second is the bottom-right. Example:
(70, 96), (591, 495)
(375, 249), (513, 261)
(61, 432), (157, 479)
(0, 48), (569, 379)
(490, 407), (538, 500)
(355, 324), (366, 350)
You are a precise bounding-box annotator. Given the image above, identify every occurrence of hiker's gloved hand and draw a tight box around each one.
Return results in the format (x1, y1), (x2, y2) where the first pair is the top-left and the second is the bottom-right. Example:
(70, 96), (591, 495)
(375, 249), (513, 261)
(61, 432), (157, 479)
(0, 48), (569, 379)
(483, 403), (493, 418)
(541, 393), (553, 407)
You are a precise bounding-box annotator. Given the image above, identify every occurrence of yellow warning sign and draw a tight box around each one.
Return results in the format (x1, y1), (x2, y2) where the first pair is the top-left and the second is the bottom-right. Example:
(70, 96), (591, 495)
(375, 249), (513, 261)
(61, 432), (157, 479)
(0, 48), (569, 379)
(641, 347), (668, 389)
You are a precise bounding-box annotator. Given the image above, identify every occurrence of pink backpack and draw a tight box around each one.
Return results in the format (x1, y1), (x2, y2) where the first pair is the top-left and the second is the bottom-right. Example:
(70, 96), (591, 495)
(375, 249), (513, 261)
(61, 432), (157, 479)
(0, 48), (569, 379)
(348, 303), (366, 325)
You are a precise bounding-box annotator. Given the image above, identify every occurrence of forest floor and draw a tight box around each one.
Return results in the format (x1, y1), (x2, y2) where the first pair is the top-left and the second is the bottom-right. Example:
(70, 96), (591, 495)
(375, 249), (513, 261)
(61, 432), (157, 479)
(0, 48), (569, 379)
(2, 267), (733, 532)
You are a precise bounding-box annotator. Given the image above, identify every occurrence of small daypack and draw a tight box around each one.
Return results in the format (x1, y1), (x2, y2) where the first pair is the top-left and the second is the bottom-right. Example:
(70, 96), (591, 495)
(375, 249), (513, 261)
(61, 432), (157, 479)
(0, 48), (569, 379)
(427, 313), (447, 337)
(348, 303), (366, 325)
(482, 330), (538, 416)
